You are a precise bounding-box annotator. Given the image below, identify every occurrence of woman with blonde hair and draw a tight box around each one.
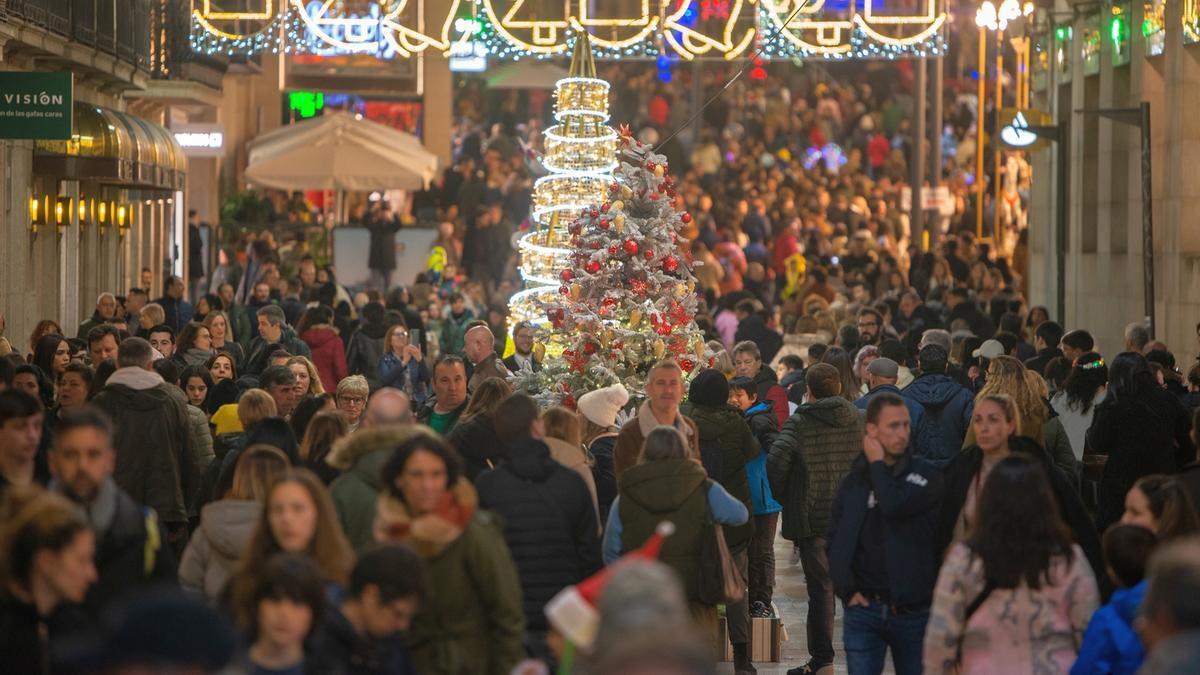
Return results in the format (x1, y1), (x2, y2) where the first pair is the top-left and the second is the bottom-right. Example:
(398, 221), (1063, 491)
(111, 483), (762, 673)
(180, 445), (290, 599)
(938, 394), (1103, 581)
(299, 410), (349, 485)
(202, 310), (244, 367)
(226, 469), (354, 630)
(287, 355), (325, 396)
(966, 356), (1077, 482)
(542, 406), (600, 523)
(445, 377), (512, 480)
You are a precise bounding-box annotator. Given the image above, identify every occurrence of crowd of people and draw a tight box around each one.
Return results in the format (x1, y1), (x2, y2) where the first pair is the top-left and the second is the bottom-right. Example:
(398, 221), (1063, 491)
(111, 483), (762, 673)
(0, 60), (1197, 675)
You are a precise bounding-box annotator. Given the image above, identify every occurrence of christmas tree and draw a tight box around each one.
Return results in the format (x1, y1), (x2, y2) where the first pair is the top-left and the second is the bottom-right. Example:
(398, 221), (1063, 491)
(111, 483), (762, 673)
(513, 129), (710, 407)
(509, 32), (617, 325)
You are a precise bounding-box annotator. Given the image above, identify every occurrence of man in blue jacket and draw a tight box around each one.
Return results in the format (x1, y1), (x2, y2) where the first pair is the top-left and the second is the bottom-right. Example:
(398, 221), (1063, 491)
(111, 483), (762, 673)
(827, 393), (943, 675)
(855, 358), (924, 436)
(901, 344), (974, 467)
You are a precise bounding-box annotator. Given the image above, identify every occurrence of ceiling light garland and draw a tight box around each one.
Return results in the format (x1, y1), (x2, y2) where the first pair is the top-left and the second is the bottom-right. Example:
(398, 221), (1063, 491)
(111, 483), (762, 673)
(190, 0), (947, 59)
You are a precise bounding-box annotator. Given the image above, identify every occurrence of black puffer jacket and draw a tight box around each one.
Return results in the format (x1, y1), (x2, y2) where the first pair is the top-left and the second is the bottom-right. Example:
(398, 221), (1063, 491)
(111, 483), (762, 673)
(475, 438), (601, 633)
(1088, 397), (1180, 531)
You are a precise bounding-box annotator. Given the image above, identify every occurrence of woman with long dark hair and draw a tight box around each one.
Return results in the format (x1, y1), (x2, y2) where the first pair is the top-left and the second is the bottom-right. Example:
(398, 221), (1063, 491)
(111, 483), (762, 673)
(1088, 353), (1183, 530)
(1121, 474), (1200, 543)
(444, 377), (512, 480)
(1050, 352), (1108, 463)
(31, 334), (70, 385)
(821, 346), (859, 402)
(924, 456), (1099, 673)
(374, 434), (525, 675)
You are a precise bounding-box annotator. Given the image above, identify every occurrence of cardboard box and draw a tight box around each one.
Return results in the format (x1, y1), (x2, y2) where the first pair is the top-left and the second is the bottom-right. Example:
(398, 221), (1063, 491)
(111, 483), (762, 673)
(717, 604), (786, 663)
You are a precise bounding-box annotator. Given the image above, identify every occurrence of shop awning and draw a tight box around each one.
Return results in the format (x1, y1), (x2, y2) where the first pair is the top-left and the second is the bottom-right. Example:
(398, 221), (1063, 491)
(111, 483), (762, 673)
(34, 103), (186, 190)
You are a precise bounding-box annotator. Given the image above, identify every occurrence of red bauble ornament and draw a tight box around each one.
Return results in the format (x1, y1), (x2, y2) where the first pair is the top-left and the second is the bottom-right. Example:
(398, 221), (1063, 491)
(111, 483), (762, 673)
(583, 341), (598, 355)
(598, 218), (609, 229)
(590, 241), (602, 249)
(667, 188), (676, 198)
(613, 339), (625, 350)
(630, 279), (648, 296)
(609, 182), (620, 193)
(562, 394), (577, 409)
(607, 245), (618, 256)
(663, 256), (679, 273)
(559, 285), (569, 295)
(623, 240), (639, 255)
(646, 161), (656, 171)
(585, 260), (601, 274)
(560, 269), (574, 282)
(601, 202), (610, 213)
(644, 249), (654, 260)
(681, 212), (692, 224)
(680, 357), (696, 373)
(590, 208), (599, 218)
(650, 192), (659, 201)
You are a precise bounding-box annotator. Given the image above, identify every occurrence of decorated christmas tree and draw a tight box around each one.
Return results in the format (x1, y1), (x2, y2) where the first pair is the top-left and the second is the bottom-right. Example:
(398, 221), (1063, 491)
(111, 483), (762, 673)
(513, 129), (710, 407)
(508, 32), (617, 325)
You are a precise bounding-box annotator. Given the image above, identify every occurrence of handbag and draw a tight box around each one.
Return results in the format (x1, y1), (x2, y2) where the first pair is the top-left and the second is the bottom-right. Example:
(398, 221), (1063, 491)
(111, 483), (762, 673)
(697, 480), (747, 605)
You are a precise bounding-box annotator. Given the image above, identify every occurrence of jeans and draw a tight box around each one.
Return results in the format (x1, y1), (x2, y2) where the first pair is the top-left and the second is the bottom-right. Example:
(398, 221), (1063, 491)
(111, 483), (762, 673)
(749, 512), (779, 605)
(842, 601), (928, 675)
(798, 536), (835, 666)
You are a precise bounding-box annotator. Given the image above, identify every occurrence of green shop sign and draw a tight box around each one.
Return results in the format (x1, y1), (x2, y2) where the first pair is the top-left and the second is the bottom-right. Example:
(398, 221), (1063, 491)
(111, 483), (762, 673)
(0, 72), (73, 140)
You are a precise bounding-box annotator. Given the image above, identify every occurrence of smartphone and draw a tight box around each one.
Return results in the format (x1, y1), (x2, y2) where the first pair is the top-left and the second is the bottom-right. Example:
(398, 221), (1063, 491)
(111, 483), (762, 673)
(410, 328), (423, 351)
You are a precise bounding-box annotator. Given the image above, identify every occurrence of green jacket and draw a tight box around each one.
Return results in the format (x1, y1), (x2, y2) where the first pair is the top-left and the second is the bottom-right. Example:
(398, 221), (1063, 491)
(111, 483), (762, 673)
(1043, 416), (1080, 486)
(679, 401), (758, 552)
(409, 512), (526, 675)
(327, 425), (427, 549)
(619, 458), (709, 602)
(767, 396), (864, 541)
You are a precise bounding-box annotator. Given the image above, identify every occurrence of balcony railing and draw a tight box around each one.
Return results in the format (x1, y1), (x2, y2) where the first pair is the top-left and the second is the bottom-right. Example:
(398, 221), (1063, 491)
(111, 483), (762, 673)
(0, 0), (152, 73)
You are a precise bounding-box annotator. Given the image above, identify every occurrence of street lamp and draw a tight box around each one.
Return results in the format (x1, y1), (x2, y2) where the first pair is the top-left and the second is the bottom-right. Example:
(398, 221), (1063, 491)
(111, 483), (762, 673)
(974, 0), (1035, 240)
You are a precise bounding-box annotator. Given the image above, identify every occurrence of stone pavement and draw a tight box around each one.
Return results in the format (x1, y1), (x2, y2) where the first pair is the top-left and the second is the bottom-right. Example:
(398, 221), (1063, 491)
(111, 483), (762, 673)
(717, 532), (896, 675)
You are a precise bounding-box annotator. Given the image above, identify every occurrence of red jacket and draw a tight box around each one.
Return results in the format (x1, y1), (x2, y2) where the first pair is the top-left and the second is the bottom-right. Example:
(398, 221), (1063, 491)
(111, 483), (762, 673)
(301, 326), (347, 393)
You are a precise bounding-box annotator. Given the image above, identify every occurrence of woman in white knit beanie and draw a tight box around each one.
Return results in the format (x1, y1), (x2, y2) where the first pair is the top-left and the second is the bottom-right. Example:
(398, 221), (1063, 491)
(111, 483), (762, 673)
(576, 384), (630, 526)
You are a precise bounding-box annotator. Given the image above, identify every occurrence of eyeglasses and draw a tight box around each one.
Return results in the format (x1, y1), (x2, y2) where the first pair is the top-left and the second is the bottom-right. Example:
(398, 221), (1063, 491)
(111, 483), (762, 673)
(857, 321), (878, 328)
(340, 396), (366, 407)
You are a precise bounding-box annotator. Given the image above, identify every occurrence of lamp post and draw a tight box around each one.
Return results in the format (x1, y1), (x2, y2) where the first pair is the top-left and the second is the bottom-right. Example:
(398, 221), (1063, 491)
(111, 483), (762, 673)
(975, 0), (1034, 241)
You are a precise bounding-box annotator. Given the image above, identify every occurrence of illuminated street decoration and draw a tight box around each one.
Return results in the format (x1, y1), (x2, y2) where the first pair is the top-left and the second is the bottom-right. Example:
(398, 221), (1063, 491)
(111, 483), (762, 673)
(191, 0), (947, 58)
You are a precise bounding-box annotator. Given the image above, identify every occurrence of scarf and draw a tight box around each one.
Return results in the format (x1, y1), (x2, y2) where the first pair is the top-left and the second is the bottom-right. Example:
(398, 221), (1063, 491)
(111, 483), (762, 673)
(636, 400), (695, 439)
(373, 478), (478, 559)
(50, 477), (119, 539)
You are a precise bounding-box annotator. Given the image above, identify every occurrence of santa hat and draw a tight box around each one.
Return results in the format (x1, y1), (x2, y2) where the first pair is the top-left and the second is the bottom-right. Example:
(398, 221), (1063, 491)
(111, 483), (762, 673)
(576, 384), (630, 429)
(544, 521), (674, 650)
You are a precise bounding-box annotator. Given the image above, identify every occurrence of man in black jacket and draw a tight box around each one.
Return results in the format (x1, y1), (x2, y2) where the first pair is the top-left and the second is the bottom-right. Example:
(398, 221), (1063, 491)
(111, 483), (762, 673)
(827, 393), (942, 675)
(476, 393), (601, 663)
(91, 337), (195, 560)
(48, 406), (175, 616)
(1024, 320), (1065, 377)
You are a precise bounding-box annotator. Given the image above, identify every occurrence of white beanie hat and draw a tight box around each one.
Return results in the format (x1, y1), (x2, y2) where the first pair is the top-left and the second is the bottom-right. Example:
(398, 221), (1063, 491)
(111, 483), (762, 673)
(576, 384), (630, 428)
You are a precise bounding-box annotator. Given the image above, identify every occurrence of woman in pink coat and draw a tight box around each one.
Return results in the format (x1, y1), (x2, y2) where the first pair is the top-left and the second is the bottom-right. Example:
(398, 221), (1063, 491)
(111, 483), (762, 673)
(925, 454), (1099, 675)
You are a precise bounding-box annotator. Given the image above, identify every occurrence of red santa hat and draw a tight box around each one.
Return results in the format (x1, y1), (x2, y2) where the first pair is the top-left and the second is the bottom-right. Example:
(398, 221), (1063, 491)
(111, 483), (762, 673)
(543, 521), (675, 650)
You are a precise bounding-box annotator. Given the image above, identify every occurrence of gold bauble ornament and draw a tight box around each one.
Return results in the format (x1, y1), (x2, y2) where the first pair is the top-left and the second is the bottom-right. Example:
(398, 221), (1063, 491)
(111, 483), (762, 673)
(533, 342), (546, 362)
(612, 200), (624, 211)
(621, 185), (633, 200)
(570, 283), (582, 301)
(694, 339), (706, 358)
(614, 214), (625, 233)
(653, 338), (666, 359)
(654, 166), (665, 178)
(629, 309), (643, 327)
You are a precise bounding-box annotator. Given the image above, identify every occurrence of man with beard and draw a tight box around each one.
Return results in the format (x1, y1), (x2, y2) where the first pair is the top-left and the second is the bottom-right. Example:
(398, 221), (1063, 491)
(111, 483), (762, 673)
(48, 407), (175, 615)
(856, 308), (884, 348)
(503, 321), (541, 373)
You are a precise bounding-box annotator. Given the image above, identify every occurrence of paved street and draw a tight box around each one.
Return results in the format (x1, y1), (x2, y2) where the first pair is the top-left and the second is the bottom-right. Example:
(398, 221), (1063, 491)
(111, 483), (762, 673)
(718, 533), (894, 675)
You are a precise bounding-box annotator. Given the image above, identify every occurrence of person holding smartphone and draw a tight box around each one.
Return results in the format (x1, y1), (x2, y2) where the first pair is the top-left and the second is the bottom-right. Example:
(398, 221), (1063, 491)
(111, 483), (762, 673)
(378, 324), (430, 407)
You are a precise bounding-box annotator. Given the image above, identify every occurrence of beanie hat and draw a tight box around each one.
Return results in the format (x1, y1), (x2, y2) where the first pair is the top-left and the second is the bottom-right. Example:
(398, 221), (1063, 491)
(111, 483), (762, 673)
(687, 368), (729, 406)
(544, 522), (674, 651)
(576, 384), (630, 428)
